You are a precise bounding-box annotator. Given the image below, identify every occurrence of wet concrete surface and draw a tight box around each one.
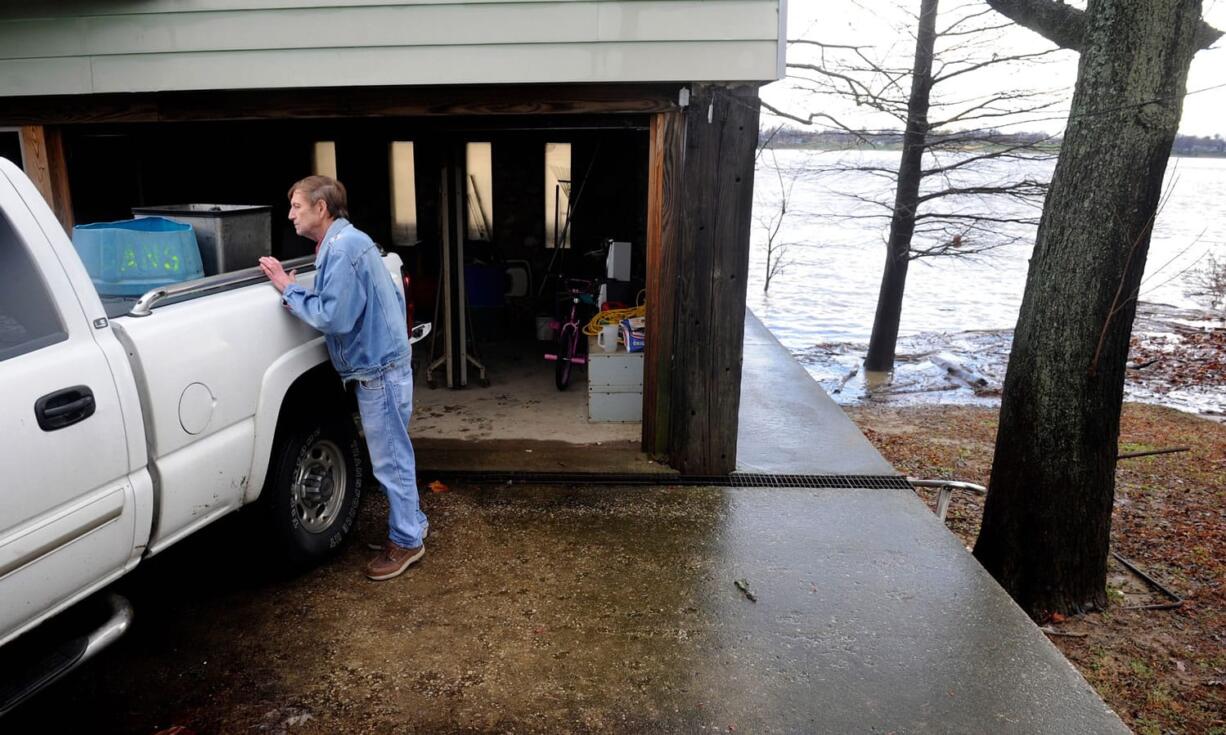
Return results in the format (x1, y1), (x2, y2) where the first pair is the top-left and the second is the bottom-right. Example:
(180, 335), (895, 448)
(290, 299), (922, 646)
(4, 312), (1124, 732)
(7, 483), (1124, 734)
(738, 313), (895, 476)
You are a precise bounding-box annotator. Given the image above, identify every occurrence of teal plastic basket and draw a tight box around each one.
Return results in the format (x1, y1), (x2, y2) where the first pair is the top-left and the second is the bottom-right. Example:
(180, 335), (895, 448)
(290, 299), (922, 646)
(72, 217), (204, 296)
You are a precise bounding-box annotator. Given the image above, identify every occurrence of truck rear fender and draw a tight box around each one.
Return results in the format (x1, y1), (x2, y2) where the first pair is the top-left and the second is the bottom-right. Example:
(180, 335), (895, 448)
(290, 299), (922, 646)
(245, 342), (351, 503)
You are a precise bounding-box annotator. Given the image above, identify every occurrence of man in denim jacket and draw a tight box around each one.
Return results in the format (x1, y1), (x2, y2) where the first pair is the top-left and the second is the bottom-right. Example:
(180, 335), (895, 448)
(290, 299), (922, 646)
(259, 175), (427, 581)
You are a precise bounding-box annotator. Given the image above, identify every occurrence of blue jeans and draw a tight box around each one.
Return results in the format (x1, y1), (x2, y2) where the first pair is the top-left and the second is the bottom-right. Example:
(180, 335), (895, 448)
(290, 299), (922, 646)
(355, 361), (427, 548)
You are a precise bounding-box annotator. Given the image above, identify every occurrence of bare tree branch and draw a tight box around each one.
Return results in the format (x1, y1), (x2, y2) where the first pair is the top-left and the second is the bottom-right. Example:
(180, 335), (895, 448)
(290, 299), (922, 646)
(759, 100), (874, 141)
(755, 124), (783, 163)
(914, 212), (1042, 224)
(985, 0), (1222, 51)
(787, 39), (870, 52)
(917, 179), (1048, 203)
(932, 48), (1063, 84)
(983, 0), (1091, 50)
(822, 212), (896, 222)
(939, 20), (1017, 38)
(809, 164), (903, 177)
(757, 148), (796, 292)
(930, 97), (1061, 128)
(786, 62), (878, 98)
(937, 6), (998, 36)
(835, 191), (898, 212)
(921, 143), (1059, 176)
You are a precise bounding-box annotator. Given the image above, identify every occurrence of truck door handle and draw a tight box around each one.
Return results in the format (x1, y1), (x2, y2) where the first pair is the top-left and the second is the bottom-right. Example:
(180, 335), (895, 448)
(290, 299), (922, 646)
(35, 386), (96, 431)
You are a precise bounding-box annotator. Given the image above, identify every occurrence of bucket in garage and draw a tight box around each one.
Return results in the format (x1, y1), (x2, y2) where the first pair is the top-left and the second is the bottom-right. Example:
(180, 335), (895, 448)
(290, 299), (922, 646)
(72, 217), (204, 297)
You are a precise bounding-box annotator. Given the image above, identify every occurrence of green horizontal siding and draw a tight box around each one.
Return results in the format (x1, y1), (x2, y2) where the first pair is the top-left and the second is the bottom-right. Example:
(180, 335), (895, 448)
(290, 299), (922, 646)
(0, 0), (632, 17)
(0, 0), (782, 96)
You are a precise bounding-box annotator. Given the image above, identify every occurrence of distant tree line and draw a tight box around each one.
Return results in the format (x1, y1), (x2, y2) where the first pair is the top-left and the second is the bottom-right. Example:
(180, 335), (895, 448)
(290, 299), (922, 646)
(1171, 133), (1226, 155)
(763, 127), (1226, 156)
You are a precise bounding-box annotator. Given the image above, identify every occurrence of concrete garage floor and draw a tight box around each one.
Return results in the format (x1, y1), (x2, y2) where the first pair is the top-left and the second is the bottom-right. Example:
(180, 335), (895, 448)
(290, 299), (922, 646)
(411, 339), (641, 445)
(410, 339), (664, 474)
(3, 312), (1126, 733)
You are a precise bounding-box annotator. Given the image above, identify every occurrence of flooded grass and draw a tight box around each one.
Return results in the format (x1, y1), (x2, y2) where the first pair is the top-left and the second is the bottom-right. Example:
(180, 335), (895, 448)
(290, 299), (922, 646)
(796, 302), (1226, 419)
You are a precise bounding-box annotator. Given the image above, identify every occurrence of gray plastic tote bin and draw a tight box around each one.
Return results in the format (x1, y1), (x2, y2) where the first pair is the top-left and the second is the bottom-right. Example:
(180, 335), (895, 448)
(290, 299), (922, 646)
(132, 204), (272, 276)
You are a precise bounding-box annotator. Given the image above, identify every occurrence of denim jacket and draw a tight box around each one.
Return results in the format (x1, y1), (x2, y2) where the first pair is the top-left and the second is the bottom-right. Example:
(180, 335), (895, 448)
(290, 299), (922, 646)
(282, 218), (410, 382)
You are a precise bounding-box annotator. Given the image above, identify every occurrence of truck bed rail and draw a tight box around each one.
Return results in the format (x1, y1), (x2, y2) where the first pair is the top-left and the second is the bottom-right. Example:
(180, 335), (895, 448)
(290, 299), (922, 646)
(128, 255), (317, 317)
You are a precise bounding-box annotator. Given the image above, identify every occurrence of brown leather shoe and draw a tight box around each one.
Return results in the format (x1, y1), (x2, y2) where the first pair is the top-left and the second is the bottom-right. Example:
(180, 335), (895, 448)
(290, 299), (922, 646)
(367, 525), (428, 550)
(365, 540), (425, 581)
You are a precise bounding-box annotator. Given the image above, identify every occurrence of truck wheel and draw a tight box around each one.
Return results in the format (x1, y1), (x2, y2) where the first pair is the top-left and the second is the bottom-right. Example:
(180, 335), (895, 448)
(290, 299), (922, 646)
(261, 412), (365, 565)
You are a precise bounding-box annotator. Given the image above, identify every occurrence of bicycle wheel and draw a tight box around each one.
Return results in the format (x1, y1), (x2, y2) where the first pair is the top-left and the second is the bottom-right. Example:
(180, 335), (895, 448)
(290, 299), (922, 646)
(555, 324), (575, 390)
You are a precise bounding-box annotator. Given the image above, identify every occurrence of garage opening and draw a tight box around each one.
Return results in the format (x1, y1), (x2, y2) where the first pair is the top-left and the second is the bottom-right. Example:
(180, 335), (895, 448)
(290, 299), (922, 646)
(62, 117), (661, 471)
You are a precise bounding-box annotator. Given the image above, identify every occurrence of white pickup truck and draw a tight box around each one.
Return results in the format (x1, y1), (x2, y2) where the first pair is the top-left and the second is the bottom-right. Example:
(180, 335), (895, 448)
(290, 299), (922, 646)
(0, 157), (408, 713)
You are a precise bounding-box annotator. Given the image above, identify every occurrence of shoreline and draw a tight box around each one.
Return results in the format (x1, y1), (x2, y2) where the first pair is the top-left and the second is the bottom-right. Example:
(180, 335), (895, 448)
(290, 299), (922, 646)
(790, 302), (1226, 421)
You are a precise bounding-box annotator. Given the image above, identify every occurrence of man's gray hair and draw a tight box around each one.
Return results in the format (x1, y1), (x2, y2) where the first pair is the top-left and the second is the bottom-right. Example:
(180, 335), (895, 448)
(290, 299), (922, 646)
(288, 175), (349, 219)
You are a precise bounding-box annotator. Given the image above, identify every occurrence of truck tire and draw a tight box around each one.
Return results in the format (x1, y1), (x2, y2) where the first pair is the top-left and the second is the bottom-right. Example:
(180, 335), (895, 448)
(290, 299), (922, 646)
(260, 411), (365, 566)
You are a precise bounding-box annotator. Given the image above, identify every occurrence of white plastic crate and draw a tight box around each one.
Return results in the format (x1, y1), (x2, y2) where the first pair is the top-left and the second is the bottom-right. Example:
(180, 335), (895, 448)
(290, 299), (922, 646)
(587, 335), (643, 422)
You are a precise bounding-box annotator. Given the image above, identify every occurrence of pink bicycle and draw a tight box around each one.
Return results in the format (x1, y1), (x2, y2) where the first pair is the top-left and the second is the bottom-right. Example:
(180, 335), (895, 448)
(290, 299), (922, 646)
(544, 278), (595, 390)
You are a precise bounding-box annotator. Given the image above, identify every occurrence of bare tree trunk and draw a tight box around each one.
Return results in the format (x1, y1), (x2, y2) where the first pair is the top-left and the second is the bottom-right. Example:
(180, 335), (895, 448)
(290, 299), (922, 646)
(864, 0), (938, 372)
(974, 0), (1211, 618)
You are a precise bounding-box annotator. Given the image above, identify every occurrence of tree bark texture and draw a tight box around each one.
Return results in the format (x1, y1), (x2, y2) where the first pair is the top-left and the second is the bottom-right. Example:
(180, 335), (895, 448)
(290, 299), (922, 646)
(974, 0), (1207, 618)
(988, 0), (1223, 51)
(863, 0), (938, 373)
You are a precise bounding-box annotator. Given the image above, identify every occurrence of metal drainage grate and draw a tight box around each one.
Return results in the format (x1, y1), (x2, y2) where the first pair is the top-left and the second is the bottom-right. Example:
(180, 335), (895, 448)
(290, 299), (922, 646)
(421, 470), (913, 490)
(731, 473), (913, 490)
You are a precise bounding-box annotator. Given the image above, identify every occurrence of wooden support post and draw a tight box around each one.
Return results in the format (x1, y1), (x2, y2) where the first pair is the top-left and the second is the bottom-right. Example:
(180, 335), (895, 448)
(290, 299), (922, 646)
(18, 125), (73, 231)
(665, 83), (760, 474)
(643, 110), (685, 458)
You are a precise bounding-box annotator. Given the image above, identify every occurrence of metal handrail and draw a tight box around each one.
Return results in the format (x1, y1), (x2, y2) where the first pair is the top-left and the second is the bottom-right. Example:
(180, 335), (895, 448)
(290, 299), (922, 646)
(908, 478), (987, 523)
(127, 255), (316, 317)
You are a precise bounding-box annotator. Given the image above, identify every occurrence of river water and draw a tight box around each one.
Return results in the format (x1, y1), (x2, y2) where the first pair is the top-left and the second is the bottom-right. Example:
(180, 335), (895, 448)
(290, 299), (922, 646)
(747, 149), (1226, 416)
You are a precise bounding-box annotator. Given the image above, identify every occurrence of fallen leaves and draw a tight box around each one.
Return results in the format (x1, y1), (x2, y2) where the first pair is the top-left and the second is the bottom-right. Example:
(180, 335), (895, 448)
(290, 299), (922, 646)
(1127, 326), (1226, 393)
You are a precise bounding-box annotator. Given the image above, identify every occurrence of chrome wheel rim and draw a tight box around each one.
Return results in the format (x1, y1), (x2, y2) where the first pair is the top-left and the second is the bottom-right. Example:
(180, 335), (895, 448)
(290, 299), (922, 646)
(291, 439), (347, 534)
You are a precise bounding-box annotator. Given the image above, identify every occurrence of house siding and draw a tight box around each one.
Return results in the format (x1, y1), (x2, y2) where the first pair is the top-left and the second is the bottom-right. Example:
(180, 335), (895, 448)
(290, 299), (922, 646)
(0, 1), (782, 96)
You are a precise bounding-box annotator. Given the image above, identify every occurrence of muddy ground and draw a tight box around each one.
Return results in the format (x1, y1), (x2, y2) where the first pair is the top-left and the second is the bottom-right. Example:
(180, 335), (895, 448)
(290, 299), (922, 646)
(845, 402), (1226, 735)
(10, 486), (701, 735)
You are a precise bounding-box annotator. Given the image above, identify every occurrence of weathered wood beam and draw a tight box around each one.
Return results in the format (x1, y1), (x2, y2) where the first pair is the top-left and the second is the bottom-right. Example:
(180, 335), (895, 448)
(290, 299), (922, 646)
(643, 109), (685, 458)
(667, 83), (760, 474)
(0, 84), (682, 126)
(18, 125), (73, 230)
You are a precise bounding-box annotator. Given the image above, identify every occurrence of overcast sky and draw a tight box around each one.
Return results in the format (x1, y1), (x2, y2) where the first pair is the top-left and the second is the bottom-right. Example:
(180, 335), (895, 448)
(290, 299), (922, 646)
(761, 0), (1226, 137)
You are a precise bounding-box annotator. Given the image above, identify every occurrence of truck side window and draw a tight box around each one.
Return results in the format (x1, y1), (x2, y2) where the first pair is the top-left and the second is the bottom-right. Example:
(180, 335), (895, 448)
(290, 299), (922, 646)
(0, 210), (67, 362)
